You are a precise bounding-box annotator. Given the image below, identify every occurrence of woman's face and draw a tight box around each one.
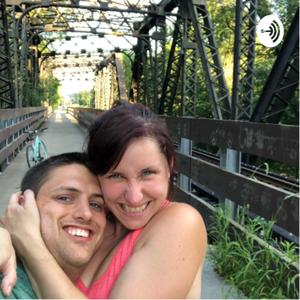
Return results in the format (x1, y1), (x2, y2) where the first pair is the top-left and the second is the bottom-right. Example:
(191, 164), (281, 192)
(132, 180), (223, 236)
(99, 137), (171, 230)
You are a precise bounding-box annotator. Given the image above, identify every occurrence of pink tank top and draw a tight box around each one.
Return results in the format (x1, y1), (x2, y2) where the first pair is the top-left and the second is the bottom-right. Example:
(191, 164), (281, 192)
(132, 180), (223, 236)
(76, 228), (143, 299)
(76, 199), (170, 299)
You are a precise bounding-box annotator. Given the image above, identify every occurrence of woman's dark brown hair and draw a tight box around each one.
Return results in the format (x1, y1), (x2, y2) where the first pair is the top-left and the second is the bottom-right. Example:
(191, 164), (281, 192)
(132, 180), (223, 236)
(87, 102), (175, 185)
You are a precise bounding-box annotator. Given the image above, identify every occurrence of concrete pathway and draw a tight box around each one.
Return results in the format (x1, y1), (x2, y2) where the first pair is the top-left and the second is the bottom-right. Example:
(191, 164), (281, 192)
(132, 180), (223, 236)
(0, 109), (244, 299)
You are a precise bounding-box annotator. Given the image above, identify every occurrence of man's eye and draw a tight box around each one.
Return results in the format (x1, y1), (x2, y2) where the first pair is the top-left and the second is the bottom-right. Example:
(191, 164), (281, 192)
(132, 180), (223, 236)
(89, 202), (104, 211)
(57, 196), (72, 202)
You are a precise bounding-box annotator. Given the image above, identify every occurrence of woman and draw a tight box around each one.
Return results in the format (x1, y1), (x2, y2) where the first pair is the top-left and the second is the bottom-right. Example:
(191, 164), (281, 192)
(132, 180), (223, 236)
(2, 102), (207, 298)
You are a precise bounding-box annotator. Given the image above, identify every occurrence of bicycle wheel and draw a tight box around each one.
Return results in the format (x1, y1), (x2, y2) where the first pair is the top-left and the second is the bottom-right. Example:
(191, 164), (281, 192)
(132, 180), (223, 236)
(38, 140), (47, 162)
(26, 145), (36, 168)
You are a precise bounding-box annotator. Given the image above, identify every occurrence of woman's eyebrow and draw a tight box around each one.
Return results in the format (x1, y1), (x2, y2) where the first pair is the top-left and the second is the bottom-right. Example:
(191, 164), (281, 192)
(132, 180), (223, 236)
(92, 193), (104, 200)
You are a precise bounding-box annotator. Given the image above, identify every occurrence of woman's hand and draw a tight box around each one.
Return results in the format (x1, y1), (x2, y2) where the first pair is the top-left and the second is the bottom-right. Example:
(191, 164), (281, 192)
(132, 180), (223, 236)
(0, 227), (17, 297)
(4, 190), (43, 257)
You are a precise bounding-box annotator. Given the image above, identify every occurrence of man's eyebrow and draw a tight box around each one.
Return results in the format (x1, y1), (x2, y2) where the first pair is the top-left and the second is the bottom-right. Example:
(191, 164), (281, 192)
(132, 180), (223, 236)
(52, 186), (103, 198)
(52, 186), (81, 193)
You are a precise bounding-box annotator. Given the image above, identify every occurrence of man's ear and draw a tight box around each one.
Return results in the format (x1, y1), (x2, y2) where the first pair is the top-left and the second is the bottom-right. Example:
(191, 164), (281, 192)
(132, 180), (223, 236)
(18, 194), (25, 205)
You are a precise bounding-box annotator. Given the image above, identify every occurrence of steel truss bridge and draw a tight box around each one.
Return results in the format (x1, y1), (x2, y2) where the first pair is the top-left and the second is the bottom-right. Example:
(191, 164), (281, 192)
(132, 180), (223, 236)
(0, 0), (298, 121)
(0, 0), (299, 285)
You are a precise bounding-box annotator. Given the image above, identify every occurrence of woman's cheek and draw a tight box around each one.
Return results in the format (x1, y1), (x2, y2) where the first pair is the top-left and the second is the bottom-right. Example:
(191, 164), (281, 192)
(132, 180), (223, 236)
(145, 180), (168, 199)
(102, 182), (123, 201)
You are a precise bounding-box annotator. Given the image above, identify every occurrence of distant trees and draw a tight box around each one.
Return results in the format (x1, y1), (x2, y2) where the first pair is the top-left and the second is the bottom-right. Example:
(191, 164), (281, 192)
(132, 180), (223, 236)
(25, 73), (62, 110)
(69, 89), (94, 107)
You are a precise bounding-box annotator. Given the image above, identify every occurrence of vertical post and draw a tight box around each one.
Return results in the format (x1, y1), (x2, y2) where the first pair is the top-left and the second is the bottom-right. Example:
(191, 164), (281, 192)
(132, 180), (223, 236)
(219, 148), (241, 218)
(12, 6), (20, 107)
(231, 0), (242, 120)
(178, 138), (192, 192)
(19, 17), (27, 107)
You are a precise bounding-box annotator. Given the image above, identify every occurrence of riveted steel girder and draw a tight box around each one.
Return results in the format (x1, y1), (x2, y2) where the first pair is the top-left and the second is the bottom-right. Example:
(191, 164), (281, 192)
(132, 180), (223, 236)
(232, 0), (257, 120)
(94, 52), (128, 108)
(251, 8), (299, 123)
(0, 0), (15, 108)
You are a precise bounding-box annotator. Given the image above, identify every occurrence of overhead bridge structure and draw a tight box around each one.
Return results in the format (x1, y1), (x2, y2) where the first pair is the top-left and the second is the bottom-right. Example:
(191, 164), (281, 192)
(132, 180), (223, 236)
(0, 1), (299, 296)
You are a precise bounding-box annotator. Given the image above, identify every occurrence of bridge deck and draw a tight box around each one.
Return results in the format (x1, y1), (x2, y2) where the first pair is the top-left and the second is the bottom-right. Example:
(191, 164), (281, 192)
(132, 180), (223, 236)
(0, 110), (244, 299)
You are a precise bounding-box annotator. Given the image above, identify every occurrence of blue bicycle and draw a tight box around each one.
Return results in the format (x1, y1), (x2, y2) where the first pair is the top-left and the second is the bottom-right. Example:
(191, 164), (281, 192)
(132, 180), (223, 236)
(26, 128), (48, 168)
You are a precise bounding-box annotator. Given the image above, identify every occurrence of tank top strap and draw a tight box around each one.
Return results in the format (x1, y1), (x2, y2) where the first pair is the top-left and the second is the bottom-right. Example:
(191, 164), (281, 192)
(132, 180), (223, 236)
(161, 199), (171, 208)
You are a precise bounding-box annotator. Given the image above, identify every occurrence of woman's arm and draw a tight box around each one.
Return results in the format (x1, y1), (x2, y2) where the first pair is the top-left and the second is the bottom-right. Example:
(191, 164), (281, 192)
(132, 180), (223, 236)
(110, 203), (207, 298)
(0, 227), (16, 297)
(4, 190), (87, 299)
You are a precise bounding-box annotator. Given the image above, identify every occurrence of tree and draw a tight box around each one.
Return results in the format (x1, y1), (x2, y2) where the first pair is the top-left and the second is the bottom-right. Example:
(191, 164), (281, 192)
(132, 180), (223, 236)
(69, 89), (93, 107)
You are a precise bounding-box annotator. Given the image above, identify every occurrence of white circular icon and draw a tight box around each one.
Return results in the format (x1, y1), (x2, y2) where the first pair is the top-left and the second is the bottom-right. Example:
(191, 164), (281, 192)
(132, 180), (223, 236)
(257, 15), (284, 48)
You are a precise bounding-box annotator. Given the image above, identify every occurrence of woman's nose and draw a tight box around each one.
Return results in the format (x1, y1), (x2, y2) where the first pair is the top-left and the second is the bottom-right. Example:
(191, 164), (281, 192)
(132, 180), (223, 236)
(125, 181), (143, 204)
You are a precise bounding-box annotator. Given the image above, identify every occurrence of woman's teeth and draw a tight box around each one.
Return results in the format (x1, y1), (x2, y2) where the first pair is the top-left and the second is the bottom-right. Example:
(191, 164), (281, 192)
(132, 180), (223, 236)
(121, 203), (148, 213)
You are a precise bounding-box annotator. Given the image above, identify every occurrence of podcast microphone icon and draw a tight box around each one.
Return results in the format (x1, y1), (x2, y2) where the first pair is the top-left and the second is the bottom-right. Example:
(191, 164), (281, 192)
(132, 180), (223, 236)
(257, 15), (284, 47)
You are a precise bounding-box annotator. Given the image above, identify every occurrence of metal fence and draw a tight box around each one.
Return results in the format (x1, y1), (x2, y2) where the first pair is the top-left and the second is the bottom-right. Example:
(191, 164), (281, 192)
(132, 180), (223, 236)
(0, 107), (47, 171)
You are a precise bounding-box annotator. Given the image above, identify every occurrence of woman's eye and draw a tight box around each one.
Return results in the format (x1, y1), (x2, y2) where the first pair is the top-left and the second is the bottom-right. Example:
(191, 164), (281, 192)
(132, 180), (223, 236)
(108, 173), (122, 179)
(142, 169), (155, 176)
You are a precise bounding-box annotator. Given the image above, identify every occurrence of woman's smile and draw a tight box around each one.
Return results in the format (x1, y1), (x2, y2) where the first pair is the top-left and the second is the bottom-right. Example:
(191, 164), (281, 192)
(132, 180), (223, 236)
(120, 202), (149, 213)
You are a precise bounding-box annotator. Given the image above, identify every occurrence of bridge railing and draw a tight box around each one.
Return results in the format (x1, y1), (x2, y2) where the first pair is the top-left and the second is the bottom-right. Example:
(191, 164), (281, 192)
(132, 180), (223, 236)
(0, 107), (48, 171)
(164, 117), (299, 238)
(67, 107), (299, 239)
(67, 107), (104, 129)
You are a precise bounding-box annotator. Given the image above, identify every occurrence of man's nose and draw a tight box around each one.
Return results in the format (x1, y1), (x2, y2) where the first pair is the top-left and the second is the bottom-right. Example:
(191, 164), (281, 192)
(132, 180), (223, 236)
(125, 180), (143, 204)
(73, 199), (93, 221)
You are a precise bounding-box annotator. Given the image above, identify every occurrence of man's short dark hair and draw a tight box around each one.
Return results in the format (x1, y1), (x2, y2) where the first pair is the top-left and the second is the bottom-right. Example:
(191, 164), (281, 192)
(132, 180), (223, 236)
(21, 152), (95, 196)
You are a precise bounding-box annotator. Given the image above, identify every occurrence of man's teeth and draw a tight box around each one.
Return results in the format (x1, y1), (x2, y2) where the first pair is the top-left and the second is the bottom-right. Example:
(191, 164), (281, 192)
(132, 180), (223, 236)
(67, 228), (90, 237)
(122, 203), (147, 213)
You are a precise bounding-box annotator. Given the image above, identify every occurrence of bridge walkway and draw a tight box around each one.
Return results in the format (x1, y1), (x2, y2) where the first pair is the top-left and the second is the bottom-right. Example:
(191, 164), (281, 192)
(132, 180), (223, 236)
(0, 110), (243, 299)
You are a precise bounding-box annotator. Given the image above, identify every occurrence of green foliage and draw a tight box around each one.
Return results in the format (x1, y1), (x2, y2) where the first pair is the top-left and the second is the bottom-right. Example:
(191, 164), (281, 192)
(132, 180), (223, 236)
(24, 74), (62, 109)
(41, 74), (62, 110)
(122, 52), (133, 94)
(70, 89), (93, 107)
(209, 206), (299, 299)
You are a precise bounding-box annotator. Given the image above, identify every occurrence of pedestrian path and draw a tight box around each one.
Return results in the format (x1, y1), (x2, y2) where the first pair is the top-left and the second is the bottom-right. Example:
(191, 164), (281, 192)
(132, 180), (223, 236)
(0, 109), (244, 299)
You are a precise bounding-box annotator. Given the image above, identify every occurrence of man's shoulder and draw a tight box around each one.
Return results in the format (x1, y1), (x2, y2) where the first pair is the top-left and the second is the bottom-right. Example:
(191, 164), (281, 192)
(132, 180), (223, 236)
(0, 259), (37, 299)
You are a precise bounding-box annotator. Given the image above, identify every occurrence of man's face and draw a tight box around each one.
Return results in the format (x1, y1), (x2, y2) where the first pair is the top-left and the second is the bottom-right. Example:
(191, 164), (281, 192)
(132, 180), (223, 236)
(36, 164), (106, 276)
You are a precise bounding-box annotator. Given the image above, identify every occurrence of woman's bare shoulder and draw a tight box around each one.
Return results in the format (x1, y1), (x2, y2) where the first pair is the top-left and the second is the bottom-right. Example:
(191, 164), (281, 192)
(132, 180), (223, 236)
(139, 201), (207, 247)
(158, 201), (205, 226)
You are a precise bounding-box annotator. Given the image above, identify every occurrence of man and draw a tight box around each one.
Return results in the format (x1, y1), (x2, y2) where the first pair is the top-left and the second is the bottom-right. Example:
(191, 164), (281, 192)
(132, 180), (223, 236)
(0, 152), (106, 298)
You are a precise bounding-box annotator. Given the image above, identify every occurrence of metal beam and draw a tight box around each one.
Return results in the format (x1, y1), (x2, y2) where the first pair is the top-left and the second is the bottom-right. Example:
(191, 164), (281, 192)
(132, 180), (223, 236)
(0, 0), (15, 108)
(251, 8), (299, 123)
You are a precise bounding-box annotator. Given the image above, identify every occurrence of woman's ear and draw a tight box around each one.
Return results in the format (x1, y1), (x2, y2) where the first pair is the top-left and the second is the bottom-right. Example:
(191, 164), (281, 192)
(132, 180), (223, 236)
(168, 157), (175, 179)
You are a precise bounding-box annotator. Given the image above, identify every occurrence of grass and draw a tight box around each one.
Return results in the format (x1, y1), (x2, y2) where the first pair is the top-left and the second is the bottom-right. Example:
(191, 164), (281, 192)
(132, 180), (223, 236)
(208, 206), (299, 299)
